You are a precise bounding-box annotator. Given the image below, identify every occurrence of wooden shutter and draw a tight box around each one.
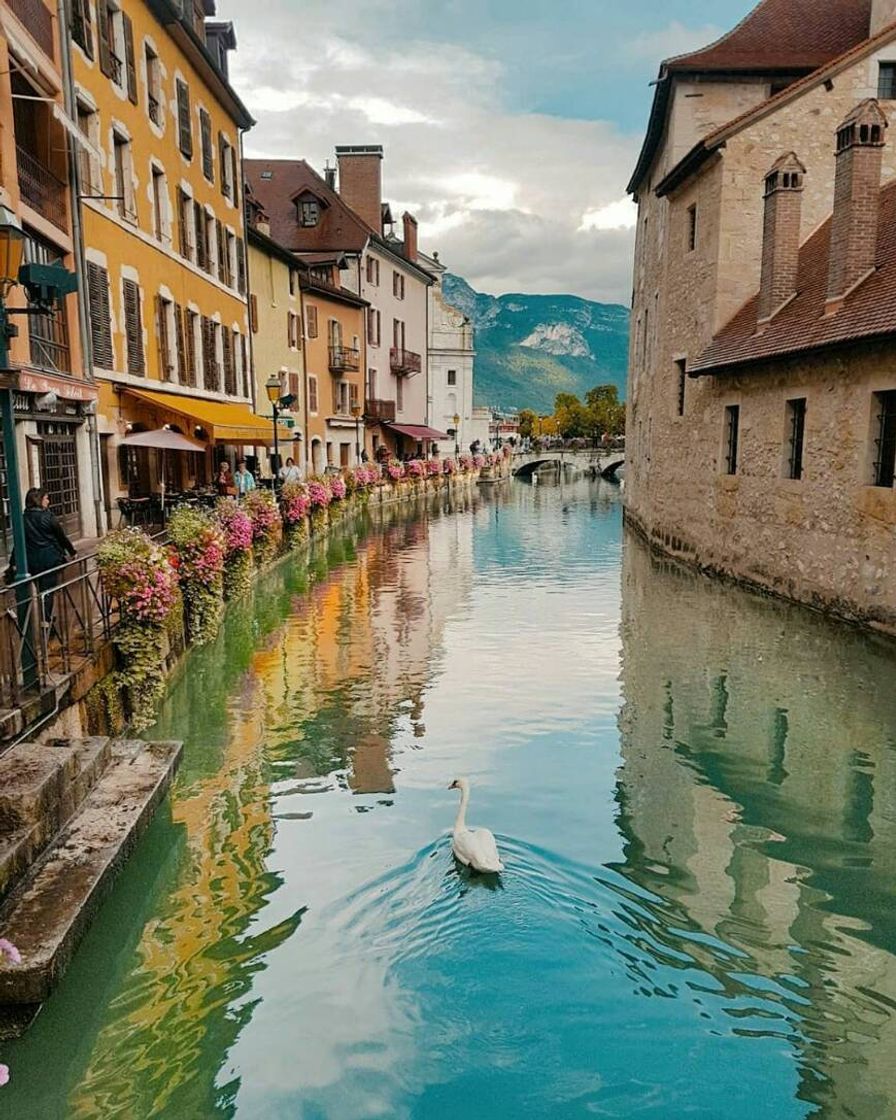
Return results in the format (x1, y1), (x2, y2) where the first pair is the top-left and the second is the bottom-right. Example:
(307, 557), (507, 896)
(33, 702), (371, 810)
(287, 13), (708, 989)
(122, 14), (138, 104)
(215, 219), (225, 282)
(123, 279), (144, 376)
(218, 133), (228, 198)
(367, 307), (375, 345)
(194, 201), (206, 270)
(350, 383), (359, 411)
(96, 0), (113, 77)
(73, 0), (94, 59)
(87, 262), (113, 369)
(249, 293), (258, 334)
(176, 80), (192, 158)
(236, 237), (246, 295)
(222, 329), (235, 395)
(200, 111), (213, 181)
(175, 303), (187, 384)
(231, 147), (240, 208)
(308, 376), (318, 413)
(306, 304), (318, 339)
(156, 296), (172, 381)
(184, 310), (197, 387)
(288, 372), (300, 408)
(240, 334), (249, 397)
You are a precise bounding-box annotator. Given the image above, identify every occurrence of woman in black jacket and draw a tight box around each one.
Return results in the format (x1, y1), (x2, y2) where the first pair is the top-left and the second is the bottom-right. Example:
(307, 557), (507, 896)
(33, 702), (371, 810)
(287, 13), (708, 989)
(7, 488), (77, 622)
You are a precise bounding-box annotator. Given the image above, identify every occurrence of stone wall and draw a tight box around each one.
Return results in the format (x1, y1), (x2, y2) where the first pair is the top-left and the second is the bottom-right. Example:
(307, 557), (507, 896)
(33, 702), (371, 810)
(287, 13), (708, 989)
(628, 37), (896, 635)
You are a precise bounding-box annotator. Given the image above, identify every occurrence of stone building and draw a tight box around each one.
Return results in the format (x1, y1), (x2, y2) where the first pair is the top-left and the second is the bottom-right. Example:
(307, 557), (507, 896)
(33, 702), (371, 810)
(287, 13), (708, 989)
(627, 0), (896, 635)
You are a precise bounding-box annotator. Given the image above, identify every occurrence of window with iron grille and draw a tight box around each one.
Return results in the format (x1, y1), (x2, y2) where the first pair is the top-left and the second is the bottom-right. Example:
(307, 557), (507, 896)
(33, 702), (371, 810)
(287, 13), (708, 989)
(784, 398), (806, 480)
(878, 63), (896, 100)
(23, 230), (72, 373)
(723, 404), (739, 475)
(447, 369), (457, 386)
(37, 423), (81, 538)
(872, 390), (896, 487)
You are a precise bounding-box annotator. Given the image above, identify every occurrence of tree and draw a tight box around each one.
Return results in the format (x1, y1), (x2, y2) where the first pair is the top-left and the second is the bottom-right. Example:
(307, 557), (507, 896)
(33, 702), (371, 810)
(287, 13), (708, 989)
(584, 384), (625, 438)
(518, 409), (537, 439)
(553, 393), (587, 438)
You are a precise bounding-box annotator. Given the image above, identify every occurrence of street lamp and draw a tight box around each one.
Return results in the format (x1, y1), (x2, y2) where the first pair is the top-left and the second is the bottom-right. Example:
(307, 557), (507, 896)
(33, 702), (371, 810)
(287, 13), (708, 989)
(351, 402), (362, 463)
(265, 374), (282, 482)
(452, 412), (460, 457)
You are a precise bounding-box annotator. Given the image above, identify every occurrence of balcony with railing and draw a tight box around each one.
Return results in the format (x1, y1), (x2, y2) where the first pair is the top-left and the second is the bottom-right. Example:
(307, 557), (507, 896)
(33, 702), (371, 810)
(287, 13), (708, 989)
(16, 145), (67, 231)
(8, 0), (54, 59)
(390, 347), (422, 376)
(365, 398), (396, 422)
(328, 345), (361, 373)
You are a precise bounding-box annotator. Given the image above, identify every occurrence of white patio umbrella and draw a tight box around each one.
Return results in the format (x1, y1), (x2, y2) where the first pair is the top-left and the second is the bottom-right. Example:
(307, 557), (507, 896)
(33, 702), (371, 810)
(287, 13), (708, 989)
(120, 428), (205, 514)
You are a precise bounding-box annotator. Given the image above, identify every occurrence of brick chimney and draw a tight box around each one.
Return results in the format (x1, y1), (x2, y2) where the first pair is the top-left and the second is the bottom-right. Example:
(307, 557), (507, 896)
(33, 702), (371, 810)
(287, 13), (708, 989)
(871, 0), (896, 34)
(758, 153), (805, 323)
(402, 212), (418, 263)
(826, 100), (888, 310)
(335, 145), (383, 233)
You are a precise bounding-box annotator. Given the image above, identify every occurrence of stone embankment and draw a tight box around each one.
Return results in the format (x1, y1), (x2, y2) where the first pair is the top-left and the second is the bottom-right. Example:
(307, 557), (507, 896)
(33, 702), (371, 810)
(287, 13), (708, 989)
(0, 736), (181, 1034)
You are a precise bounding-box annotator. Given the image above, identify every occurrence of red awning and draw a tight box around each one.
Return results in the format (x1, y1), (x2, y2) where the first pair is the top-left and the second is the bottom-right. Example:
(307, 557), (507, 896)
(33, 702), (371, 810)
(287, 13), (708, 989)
(386, 423), (449, 441)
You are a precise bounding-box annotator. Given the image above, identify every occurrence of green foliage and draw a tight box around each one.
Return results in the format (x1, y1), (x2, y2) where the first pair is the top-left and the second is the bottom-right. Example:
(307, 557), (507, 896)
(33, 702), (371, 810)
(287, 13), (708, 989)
(550, 384), (626, 439)
(84, 674), (125, 736)
(166, 506), (225, 647)
(518, 409), (537, 438)
(223, 550), (253, 600)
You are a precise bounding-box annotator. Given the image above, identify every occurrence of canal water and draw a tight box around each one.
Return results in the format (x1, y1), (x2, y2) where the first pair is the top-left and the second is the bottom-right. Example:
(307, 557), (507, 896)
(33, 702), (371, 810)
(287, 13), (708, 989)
(3, 478), (896, 1119)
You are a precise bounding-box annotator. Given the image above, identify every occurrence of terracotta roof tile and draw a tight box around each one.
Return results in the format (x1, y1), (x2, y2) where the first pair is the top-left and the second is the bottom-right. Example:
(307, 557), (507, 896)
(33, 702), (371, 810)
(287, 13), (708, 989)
(667, 0), (872, 73)
(244, 159), (372, 254)
(690, 180), (896, 374)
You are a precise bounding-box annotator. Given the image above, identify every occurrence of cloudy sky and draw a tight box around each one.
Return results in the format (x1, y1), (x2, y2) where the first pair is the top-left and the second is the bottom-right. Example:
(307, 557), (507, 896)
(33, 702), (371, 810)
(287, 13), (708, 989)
(223, 0), (754, 304)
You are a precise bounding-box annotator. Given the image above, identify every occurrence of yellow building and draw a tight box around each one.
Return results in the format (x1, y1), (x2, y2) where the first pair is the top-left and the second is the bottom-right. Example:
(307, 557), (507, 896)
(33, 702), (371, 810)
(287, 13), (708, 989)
(246, 221), (305, 476)
(0, 0), (101, 543)
(69, 0), (277, 514)
(300, 264), (368, 473)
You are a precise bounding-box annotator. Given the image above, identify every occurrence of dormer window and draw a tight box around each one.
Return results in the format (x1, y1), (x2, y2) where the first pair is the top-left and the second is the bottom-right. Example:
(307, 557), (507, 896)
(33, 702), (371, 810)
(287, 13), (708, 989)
(299, 198), (320, 227)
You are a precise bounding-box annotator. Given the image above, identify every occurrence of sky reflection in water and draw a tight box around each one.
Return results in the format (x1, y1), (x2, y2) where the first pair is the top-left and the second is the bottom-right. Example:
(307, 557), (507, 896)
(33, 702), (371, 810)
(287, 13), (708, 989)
(3, 479), (896, 1119)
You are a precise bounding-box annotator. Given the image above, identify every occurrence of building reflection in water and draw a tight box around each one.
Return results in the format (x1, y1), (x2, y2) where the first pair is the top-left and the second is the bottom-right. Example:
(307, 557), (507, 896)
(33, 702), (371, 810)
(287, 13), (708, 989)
(65, 493), (477, 1118)
(617, 531), (896, 1119)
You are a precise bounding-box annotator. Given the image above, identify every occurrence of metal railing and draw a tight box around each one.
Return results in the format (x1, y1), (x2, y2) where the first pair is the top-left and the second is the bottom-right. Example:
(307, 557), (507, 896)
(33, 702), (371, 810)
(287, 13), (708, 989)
(390, 347), (422, 375)
(365, 398), (396, 422)
(16, 146), (68, 231)
(8, 0), (54, 58)
(328, 345), (361, 373)
(148, 93), (161, 126)
(108, 51), (123, 86)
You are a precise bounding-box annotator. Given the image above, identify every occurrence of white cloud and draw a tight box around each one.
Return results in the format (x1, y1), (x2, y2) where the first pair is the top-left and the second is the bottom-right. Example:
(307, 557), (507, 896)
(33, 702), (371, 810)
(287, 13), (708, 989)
(627, 20), (723, 63)
(580, 198), (638, 231)
(225, 5), (641, 302)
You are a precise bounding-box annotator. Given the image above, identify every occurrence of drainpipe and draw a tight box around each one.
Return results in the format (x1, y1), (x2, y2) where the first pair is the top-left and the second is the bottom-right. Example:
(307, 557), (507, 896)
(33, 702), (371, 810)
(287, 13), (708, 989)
(239, 129), (260, 473)
(58, 0), (105, 537)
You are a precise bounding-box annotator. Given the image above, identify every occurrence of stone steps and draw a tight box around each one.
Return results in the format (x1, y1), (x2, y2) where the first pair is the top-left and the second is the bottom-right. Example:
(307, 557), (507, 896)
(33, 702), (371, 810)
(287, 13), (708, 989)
(0, 737), (182, 1021)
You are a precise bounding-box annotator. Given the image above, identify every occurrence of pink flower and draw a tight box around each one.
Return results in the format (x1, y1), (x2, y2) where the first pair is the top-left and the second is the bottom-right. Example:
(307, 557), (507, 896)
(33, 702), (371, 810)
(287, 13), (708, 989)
(386, 461), (404, 481)
(0, 940), (21, 966)
(0, 1064), (9, 1087)
(330, 476), (347, 500)
(406, 459), (425, 478)
(307, 480), (331, 508)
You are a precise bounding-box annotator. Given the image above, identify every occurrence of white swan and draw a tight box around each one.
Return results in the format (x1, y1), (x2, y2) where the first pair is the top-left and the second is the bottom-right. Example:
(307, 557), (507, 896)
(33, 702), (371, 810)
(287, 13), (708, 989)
(449, 777), (504, 873)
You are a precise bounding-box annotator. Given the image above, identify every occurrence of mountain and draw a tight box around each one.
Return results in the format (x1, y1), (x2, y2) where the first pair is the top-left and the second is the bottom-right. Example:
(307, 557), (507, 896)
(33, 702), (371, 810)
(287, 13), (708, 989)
(443, 274), (630, 414)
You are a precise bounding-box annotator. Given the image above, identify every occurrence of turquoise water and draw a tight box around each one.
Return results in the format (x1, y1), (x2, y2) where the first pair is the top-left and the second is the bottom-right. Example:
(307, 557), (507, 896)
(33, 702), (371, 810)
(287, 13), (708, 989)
(3, 478), (896, 1118)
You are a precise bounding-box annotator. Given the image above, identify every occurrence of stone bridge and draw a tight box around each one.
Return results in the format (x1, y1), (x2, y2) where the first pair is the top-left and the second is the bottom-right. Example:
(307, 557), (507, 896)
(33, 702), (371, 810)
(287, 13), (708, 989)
(511, 447), (625, 480)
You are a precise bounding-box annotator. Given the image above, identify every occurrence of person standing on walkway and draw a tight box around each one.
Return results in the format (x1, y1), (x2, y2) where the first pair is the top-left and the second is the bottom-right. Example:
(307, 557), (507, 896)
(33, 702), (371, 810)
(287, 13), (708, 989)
(278, 457), (301, 485)
(6, 488), (77, 622)
(234, 459), (256, 498)
(216, 461), (235, 496)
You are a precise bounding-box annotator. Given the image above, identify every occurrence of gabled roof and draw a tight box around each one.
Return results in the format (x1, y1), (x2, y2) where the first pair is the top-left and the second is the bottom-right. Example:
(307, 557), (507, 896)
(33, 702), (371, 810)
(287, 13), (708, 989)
(665, 0), (872, 74)
(244, 159), (372, 254)
(689, 180), (896, 375)
(628, 0), (873, 195)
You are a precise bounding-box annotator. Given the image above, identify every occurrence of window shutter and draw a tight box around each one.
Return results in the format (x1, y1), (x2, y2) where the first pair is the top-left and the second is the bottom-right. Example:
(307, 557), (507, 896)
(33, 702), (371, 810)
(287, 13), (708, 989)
(87, 262), (113, 369)
(236, 236), (246, 293)
(240, 334), (249, 397)
(222, 328), (234, 395)
(309, 377), (318, 413)
(194, 201), (206, 270)
(122, 14), (138, 104)
(176, 80), (192, 158)
(156, 296), (172, 381)
(367, 308), (375, 345)
(306, 304), (318, 339)
(231, 147), (240, 208)
(123, 279), (144, 376)
(175, 302), (187, 384)
(249, 293), (258, 334)
(288, 372), (300, 407)
(73, 0), (94, 60)
(184, 310), (197, 387)
(350, 383), (359, 411)
(177, 189), (189, 258)
(218, 133), (228, 198)
(200, 111), (213, 181)
(96, 0), (112, 77)
(215, 218), (225, 282)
